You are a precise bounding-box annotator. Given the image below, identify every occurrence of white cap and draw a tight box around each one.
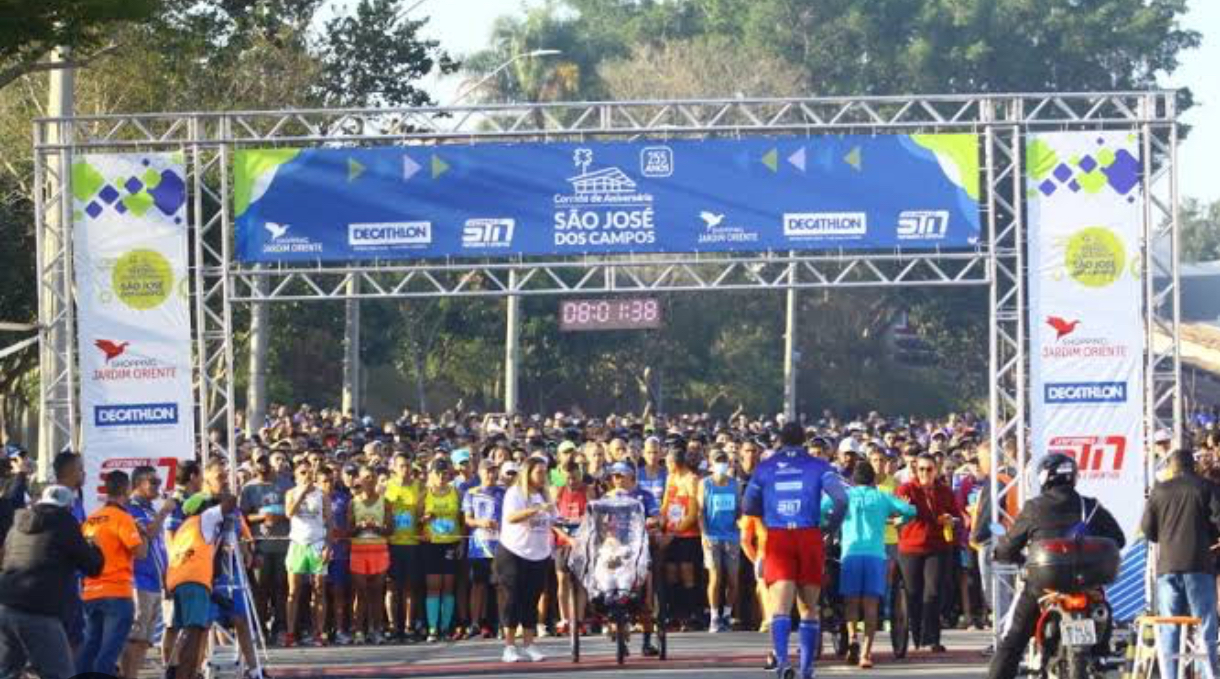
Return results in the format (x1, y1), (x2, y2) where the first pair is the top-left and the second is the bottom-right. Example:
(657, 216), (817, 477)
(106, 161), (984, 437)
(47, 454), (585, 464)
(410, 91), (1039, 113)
(37, 484), (74, 508)
(838, 437), (860, 454)
(1153, 428), (1173, 444)
(501, 462), (520, 475)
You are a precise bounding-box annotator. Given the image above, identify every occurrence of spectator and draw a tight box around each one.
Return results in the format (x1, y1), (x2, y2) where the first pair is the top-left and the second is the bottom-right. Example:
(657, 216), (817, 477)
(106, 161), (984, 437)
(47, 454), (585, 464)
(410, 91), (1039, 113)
(161, 459), (202, 669)
(463, 459), (505, 639)
(896, 453), (961, 654)
(348, 464), (391, 644)
(698, 449), (742, 633)
(554, 459), (591, 636)
(421, 457), (463, 642)
(1141, 448), (1220, 679)
(285, 462), (333, 647)
(120, 466), (176, 679)
(78, 470), (148, 676)
(496, 456), (554, 663)
(385, 452), (424, 641)
(0, 485), (104, 679)
(661, 445), (702, 629)
(240, 454), (291, 642)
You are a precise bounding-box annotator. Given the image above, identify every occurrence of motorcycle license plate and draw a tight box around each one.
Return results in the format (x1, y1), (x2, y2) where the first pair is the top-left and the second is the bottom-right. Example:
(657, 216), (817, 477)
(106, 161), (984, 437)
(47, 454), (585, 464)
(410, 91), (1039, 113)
(1061, 618), (1097, 647)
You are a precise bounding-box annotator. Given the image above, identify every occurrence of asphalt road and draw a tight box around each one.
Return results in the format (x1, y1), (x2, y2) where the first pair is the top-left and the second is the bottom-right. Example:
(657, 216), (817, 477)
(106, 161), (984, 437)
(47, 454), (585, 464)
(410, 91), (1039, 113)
(189, 629), (997, 679)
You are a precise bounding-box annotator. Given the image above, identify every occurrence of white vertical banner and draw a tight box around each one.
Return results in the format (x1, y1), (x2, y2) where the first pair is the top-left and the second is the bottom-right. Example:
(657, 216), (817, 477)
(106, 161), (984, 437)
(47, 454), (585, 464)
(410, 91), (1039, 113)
(72, 153), (195, 510)
(1027, 131), (1145, 539)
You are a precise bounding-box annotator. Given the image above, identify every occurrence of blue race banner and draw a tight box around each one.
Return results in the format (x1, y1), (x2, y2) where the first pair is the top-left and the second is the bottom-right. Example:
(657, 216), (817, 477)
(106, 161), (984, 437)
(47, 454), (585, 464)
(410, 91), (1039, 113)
(234, 135), (980, 263)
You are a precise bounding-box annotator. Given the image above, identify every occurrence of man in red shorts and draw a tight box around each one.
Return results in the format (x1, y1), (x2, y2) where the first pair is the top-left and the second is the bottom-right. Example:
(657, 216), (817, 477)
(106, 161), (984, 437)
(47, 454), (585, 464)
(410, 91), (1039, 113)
(743, 423), (847, 679)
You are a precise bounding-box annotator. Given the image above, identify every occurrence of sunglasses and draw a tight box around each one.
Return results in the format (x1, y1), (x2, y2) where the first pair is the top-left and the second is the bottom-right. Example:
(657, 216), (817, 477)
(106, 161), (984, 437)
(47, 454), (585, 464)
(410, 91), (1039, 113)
(917, 466), (936, 472)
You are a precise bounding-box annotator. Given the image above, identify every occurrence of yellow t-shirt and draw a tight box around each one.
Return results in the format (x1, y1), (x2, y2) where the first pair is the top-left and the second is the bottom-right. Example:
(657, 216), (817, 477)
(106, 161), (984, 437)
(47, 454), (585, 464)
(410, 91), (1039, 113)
(82, 504), (143, 600)
(423, 486), (461, 544)
(877, 475), (900, 546)
(385, 479), (422, 546)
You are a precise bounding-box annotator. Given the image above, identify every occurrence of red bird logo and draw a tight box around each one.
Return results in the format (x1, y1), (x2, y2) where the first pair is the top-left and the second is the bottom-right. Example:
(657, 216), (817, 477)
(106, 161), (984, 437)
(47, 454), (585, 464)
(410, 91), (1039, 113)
(1046, 316), (1080, 340)
(94, 339), (130, 363)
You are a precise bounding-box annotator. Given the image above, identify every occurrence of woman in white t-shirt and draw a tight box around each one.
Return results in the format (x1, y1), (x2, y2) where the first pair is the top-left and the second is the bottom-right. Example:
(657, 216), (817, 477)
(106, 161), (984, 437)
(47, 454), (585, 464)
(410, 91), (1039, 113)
(495, 456), (556, 663)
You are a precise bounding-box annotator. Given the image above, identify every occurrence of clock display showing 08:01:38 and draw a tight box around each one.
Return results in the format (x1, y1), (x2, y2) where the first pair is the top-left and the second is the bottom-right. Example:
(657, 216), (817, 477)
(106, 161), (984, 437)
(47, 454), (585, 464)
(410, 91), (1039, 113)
(558, 298), (662, 331)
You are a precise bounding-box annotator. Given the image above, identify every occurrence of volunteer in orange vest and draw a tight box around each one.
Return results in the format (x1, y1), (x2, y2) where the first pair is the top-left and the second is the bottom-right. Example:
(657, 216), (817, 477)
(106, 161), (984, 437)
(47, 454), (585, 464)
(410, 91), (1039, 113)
(165, 492), (238, 679)
(77, 470), (148, 677)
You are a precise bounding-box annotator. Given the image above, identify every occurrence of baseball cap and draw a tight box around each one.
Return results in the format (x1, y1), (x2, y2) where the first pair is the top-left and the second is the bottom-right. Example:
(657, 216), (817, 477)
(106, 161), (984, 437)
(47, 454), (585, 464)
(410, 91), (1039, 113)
(429, 457), (452, 473)
(1154, 428), (1173, 444)
(501, 462), (520, 475)
(37, 484), (74, 508)
(478, 458), (498, 471)
(557, 440), (577, 455)
(608, 461), (636, 477)
(837, 438), (860, 454)
(451, 448), (472, 465)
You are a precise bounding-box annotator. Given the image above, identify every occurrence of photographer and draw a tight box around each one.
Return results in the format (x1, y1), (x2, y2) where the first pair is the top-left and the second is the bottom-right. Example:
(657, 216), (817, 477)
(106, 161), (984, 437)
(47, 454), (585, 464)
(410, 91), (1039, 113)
(0, 486), (103, 679)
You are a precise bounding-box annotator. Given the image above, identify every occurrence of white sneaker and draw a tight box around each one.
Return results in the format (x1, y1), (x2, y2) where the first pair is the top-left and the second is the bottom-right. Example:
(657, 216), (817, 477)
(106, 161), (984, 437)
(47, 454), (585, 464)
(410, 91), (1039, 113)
(502, 645), (522, 663)
(523, 644), (547, 662)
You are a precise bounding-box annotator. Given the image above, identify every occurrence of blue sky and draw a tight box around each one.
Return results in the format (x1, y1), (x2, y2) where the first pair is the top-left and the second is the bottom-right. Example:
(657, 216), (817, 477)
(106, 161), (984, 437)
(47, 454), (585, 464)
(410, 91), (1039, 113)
(372, 0), (1218, 202)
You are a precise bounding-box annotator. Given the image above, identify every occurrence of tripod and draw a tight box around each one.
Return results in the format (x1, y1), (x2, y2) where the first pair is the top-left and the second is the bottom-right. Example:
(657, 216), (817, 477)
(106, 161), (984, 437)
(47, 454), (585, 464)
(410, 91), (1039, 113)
(206, 529), (268, 679)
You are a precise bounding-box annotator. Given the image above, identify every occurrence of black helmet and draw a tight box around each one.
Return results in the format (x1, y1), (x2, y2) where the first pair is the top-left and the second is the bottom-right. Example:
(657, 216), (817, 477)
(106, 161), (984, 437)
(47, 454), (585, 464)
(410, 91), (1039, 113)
(1037, 453), (1078, 491)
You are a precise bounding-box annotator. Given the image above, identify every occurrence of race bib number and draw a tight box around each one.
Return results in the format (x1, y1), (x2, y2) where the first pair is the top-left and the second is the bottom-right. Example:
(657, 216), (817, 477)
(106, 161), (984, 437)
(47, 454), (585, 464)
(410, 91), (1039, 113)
(394, 512), (414, 531)
(777, 499), (801, 517)
(667, 504), (685, 526)
(711, 494), (736, 513)
(432, 518), (456, 537)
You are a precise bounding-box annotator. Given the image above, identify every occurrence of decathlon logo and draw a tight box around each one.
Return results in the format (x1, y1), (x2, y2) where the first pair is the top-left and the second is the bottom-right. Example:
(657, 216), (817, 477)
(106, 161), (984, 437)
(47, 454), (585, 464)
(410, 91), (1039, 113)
(348, 222), (432, 248)
(897, 210), (949, 240)
(94, 402), (179, 427)
(1044, 381), (1127, 404)
(462, 218), (515, 249)
(782, 212), (867, 240)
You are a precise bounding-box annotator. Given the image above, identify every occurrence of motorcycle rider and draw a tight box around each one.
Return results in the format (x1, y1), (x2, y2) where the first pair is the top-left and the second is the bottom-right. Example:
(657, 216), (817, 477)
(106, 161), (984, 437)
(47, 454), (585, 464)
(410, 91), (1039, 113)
(986, 453), (1126, 679)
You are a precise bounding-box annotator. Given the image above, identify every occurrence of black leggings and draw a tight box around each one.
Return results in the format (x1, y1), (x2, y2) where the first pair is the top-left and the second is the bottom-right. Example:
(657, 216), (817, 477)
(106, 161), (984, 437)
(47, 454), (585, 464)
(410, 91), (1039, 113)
(897, 551), (949, 647)
(494, 545), (551, 629)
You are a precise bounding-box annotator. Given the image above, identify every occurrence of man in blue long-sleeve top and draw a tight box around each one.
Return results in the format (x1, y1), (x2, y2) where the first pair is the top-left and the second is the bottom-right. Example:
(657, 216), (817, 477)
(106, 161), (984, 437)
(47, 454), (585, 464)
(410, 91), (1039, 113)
(744, 422), (848, 679)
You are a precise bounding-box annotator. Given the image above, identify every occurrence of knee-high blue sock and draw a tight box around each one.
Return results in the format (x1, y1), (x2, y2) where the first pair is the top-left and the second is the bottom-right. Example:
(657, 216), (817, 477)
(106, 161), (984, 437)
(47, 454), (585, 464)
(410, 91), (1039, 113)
(426, 596), (440, 631)
(440, 595), (455, 632)
(799, 619), (820, 677)
(771, 615), (792, 666)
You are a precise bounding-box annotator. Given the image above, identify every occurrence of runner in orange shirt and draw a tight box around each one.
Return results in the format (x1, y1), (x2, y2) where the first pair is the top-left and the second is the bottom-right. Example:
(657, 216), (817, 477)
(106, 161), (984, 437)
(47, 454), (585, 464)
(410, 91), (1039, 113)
(79, 470), (148, 675)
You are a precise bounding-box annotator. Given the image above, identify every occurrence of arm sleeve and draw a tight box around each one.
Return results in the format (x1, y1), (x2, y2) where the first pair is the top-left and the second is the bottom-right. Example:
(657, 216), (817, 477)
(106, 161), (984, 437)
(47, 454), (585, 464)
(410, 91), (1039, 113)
(200, 506), (225, 545)
(970, 483), (993, 545)
(120, 513), (144, 549)
(888, 493), (917, 520)
(1089, 500), (1126, 550)
(994, 507), (1032, 563)
(1140, 491), (1158, 544)
(742, 473), (764, 518)
(61, 514), (105, 577)
(821, 471), (848, 529)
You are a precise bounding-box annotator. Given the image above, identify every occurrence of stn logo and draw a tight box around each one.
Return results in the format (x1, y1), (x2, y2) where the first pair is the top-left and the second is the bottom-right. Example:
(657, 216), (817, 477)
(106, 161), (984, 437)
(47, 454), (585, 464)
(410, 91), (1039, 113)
(897, 210), (949, 240)
(462, 218), (515, 248)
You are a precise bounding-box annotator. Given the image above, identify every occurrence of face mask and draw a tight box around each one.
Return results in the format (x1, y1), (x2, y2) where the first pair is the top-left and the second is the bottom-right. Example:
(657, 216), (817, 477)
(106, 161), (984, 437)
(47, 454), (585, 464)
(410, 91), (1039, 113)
(713, 462), (730, 476)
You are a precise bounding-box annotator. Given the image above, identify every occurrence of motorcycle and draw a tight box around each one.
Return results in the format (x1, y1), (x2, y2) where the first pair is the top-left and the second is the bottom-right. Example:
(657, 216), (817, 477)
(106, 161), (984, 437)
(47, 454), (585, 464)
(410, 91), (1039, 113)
(1023, 536), (1121, 679)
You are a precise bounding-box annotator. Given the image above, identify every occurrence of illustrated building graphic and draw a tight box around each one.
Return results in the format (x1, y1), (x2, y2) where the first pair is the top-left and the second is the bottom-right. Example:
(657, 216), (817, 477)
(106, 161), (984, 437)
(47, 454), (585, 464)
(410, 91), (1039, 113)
(567, 167), (637, 195)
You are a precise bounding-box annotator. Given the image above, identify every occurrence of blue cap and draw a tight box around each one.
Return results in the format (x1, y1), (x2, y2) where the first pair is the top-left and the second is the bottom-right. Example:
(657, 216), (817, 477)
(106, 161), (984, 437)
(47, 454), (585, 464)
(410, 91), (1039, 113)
(608, 462), (635, 477)
(451, 448), (471, 464)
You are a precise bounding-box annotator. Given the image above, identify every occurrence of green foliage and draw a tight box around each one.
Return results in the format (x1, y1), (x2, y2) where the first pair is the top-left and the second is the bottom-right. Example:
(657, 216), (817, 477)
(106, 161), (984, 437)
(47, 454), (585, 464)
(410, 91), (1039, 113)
(318, 0), (458, 107)
(0, 0), (159, 88)
(1180, 198), (1220, 263)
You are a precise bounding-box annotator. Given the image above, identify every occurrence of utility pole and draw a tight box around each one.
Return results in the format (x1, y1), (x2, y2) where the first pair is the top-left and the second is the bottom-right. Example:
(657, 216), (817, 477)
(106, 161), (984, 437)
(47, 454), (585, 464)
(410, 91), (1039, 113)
(247, 266), (269, 435)
(783, 255), (798, 422)
(504, 270), (520, 414)
(342, 276), (361, 417)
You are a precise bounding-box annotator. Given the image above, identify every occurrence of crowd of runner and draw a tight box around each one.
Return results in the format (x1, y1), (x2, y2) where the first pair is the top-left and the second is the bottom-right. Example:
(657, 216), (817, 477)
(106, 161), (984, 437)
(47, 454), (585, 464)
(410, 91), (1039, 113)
(2, 405), (1216, 679)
